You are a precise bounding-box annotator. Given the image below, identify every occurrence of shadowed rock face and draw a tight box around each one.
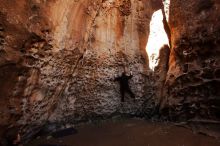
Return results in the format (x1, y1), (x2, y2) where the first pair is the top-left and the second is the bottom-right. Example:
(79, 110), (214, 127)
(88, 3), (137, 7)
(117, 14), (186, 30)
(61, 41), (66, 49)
(160, 0), (220, 121)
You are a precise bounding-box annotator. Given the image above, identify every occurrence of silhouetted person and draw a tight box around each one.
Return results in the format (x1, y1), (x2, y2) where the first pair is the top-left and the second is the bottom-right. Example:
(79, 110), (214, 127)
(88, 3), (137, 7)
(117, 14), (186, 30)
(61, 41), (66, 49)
(115, 72), (135, 102)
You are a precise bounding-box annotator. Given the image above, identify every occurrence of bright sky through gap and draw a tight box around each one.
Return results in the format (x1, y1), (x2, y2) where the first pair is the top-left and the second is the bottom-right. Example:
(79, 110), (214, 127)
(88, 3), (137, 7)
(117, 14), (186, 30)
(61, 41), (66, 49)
(146, 9), (169, 71)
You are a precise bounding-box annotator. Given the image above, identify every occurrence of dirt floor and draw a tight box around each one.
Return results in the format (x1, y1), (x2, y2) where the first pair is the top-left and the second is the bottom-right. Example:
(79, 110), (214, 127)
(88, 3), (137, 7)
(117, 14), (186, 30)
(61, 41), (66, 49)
(26, 118), (220, 146)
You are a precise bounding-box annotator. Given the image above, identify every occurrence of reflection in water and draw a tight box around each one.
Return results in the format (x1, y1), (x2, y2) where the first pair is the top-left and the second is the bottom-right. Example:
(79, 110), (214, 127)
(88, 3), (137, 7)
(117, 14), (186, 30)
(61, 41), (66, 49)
(146, 9), (169, 71)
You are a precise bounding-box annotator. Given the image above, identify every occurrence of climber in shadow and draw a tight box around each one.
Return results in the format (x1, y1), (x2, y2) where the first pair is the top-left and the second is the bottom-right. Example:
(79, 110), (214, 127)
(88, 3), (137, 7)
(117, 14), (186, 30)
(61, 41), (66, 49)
(114, 72), (135, 102)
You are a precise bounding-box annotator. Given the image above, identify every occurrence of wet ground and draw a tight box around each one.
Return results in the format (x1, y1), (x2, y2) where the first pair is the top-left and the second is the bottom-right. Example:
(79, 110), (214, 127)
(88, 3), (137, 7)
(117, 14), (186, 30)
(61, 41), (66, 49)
(27, 118), (220, 146)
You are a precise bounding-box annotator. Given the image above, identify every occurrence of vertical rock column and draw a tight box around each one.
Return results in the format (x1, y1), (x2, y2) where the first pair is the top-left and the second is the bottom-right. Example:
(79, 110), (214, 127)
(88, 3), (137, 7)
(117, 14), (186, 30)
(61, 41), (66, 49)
(161, 0), (220, 121)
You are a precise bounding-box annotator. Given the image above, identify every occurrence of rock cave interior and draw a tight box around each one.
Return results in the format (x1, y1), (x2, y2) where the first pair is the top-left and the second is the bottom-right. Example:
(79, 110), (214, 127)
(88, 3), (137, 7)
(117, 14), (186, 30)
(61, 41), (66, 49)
(0, 0), (220, 146)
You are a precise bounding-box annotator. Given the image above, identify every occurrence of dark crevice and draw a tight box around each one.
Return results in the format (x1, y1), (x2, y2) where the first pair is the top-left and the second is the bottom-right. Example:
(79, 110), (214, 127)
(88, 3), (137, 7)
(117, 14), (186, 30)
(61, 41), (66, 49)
(161, 6), (171, 49)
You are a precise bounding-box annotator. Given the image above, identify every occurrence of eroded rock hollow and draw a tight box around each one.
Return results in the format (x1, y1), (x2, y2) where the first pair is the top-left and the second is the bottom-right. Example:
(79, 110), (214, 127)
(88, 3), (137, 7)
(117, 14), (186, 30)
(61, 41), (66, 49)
(0, 0), (219, 141)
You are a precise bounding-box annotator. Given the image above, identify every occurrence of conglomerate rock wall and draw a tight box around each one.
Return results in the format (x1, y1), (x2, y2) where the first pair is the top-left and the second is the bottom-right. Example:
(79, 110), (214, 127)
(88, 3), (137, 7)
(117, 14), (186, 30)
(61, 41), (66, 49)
(0, 0), (165, 138)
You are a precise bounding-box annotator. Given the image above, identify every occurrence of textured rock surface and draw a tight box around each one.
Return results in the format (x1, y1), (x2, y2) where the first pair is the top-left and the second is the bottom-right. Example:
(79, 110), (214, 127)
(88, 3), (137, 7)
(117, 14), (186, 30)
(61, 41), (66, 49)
(160, 0), (220, 121)
(1, 0), (220, 141)
(0, 0), (165, 138)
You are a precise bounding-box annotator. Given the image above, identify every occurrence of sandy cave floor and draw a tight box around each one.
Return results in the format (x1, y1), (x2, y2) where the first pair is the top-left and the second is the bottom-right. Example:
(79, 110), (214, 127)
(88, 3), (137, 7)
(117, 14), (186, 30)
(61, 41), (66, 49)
(27, 118), (220, 146)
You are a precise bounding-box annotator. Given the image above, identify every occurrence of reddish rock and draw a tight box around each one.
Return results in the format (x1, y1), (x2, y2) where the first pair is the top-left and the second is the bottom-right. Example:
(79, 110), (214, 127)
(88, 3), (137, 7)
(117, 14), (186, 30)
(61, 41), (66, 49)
(161, 0), (220, 121)
(0, 0), (165, 139)
(0, 0), (219, 141)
